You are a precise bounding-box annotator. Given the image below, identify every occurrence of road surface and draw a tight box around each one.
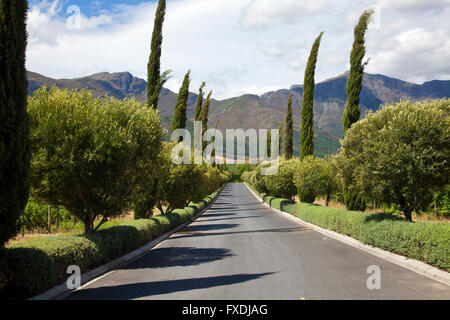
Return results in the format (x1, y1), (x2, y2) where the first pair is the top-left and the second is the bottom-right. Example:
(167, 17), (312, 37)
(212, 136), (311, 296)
(66, 183), (450, 300)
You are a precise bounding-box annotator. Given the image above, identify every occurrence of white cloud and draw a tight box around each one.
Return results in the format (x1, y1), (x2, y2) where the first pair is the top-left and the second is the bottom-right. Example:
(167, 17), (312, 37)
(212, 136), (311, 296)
(366, 28), (450, 82)
(26, 0), (450, 100)
(376, 0), (450, 14)
(239, 0), (331, 30)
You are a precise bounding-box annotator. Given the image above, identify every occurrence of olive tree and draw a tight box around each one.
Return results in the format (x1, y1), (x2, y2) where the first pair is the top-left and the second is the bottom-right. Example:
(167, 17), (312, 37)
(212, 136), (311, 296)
(154, 142), (211, 214)
(294, 156), (338, 204)
(263, 158), (299, 200)
(28, 88), (162, 232)
(338, 99), (450, 221)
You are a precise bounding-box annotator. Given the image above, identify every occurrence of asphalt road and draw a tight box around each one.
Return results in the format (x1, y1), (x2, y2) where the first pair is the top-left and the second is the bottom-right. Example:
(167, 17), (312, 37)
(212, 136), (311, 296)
(66, 183), (450, 300)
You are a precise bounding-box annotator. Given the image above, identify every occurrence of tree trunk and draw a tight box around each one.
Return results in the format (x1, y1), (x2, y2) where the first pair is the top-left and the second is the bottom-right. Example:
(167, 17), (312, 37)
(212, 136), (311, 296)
(435, 201), (438, 216)
(326, 194), (330, 207)
(83, 216), (93, 233)
(47, 205), (51, 234)
(21, 211), (25, 237)
(403, 208), (413, 222)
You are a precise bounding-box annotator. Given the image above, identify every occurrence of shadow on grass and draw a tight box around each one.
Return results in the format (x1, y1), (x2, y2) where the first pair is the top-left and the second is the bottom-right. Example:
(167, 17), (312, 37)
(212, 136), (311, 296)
(363, 213), (404, 223)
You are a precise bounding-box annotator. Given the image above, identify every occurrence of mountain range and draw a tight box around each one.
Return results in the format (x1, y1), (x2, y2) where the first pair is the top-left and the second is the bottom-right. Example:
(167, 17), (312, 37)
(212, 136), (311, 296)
(27, 71), (450, 157)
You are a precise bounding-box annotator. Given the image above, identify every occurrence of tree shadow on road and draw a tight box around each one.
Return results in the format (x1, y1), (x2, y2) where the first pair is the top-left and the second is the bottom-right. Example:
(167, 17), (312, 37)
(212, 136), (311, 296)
(183, 223), (239, 232)
(66, 272), (276, 300)
(123, 247), (234, 270)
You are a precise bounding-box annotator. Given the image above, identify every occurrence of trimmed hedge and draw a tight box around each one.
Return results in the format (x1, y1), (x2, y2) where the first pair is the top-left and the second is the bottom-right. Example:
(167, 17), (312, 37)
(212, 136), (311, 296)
(246, 183), (450, 272)
(0, 189), (221, 299)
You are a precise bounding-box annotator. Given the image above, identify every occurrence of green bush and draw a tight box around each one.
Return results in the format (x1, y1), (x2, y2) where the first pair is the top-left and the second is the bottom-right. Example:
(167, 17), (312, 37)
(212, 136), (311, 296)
(294, 156), (338, 204)
(271, 198), (295, 212)
(289, 202), (449, 271)
(263, 158), (299, 199)
(0, 187), (222, 299)
(153, 143), (230, 215)
(23, 198), (72, 231)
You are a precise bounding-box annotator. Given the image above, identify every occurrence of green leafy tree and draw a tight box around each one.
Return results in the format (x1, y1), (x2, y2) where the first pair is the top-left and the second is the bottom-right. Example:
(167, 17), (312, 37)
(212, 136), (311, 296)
(318, 157), (339, 206)
(28, 88), (162, 233)
(147, 0), (168, 109)
(194, 82), (206, 121)
(343, 9), (373, 133)
(171, 70), (191, 135)
(294, 156), (328, 204)
(338, 99), (450, 221)
(284, 93), (294, 160)
(266, 130), (272, 158)
(154, 142), (227, 214)
(263, 158), (299, 199)
(0, 0), (30, 248)
(301, 32), (324, 160)
(200, 91), (213, 152)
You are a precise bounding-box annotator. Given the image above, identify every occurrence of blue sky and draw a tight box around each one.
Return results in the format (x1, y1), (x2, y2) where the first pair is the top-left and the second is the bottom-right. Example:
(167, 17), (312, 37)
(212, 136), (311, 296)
(26, 0), (450, 99)
(29, 0), (150, 16)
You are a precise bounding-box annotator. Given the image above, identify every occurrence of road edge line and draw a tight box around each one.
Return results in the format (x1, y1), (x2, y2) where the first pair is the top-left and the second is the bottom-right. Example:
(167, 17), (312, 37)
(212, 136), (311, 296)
(244, 183), (450, 287)
(29, 185), (226, 300)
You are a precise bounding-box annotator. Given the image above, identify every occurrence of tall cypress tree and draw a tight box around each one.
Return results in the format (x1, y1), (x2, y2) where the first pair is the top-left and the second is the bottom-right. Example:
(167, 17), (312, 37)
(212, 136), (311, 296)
(343, 9), (373, 133)
(284, 93), (294, 160)
(300, 32), (324, 160)
(278, 122), (284, 156)
(266, 130), (271, 158)
(200, 91), (213, 152)
(194, 82), (206, 121)
(147, 0), (167, 109)
(0, 0), (30, 249)
(171, 70), (191, 135)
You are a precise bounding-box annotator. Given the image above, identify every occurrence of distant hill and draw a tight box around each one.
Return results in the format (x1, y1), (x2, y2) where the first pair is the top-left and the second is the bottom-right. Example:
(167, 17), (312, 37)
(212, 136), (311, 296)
(27, 71), (450, 157)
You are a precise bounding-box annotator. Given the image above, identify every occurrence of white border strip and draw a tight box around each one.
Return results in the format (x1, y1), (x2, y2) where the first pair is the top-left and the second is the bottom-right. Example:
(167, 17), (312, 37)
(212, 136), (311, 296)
(244, 183), (450, 287)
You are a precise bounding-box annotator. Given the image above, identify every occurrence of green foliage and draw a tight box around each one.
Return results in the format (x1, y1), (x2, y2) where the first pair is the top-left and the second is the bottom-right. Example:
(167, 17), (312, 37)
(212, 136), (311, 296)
(23, 198), (72, 231)
(338, 99), (450, 221)
(133, 179), (158, 220)
(194, 82), (206, 121)
(278, 122), (284, 156)
(248, 163), (269, 194)
(343, 188), (367, 212)
(266, 130), (271, 158)
(28, 88), (162, 233)
(0, 189), (222, 299)
(294, 156), (326, 203)
(263, 158), (299, 199)
(284, 93), (294, 160)
(0, 0), (30, 250)
(233, 164), (254, 181)
(147, 0), (167, 109)
(171, 70), (191, 135)
(154, 142), (229, 214)
(343, 9), (373, 133)
(200, 91), (213, 152)
(433, 187), (450, 217)
(288, 203), (450, 272)
(301, 32), (324, 160)
(247, 182), (450, 272)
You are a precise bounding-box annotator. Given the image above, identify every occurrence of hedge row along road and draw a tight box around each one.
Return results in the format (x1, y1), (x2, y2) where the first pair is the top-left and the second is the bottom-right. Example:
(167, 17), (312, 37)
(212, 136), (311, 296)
(66, 183), (450, 300)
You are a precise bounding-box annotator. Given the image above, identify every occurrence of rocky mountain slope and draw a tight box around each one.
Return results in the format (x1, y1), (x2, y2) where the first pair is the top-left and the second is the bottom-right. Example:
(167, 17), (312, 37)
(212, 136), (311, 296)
(27, 71), (450, 156)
